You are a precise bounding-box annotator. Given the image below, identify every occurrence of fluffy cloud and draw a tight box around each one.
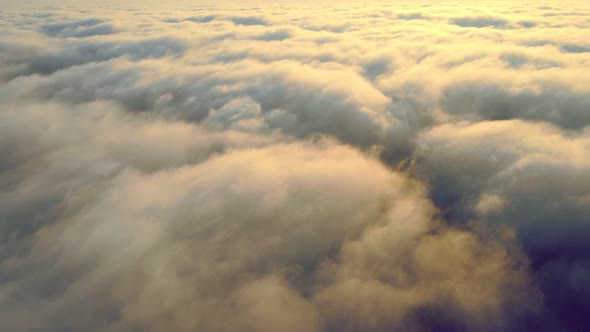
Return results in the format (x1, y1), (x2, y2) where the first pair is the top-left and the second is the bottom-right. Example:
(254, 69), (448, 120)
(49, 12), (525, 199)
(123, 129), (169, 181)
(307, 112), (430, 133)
(0, 104), (537, 330)
(1, 1), (589, 331)
(414, 120), (590, 330)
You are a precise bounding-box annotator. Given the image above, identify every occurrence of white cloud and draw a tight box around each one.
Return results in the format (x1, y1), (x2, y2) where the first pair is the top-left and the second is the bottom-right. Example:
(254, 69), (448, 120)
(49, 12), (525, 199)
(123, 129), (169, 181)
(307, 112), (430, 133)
(1, 1), (589, 331)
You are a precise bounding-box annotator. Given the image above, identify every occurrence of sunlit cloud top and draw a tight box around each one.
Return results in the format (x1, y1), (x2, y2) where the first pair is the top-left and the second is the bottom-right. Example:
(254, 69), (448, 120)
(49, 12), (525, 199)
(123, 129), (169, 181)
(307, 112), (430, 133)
(1, 1), (590, 331)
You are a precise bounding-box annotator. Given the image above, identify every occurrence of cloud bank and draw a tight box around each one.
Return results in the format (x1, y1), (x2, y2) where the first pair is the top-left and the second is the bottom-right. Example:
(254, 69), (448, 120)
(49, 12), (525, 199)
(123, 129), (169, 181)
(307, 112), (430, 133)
(1, 1), (589, 331)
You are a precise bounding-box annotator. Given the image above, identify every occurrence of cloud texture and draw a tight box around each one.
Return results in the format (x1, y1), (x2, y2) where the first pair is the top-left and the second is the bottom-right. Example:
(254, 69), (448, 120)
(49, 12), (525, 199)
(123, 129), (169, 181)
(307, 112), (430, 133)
(1, 1), (589, 331)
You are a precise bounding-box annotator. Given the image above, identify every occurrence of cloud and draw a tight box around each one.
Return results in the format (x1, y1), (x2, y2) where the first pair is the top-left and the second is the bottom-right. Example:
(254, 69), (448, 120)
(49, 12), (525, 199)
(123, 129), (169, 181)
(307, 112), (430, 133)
(397, 13), (428, 20)
(2, 58), (398, 149)
(0, 103), (539, 330)
(361, 54), (396, 81)
(560, 43), (590, 53)
(185, 15), (217, 23)
(499, 53), (561, 69)
(1, 1), (589, 331)
(414, 120), (590, 330)
(440, 83), (590, 129)
(254, 29), (293, 41)
(42, 18), (118, 38)
(450, 16), (513, 29)
(0, 37), (187, 81)
(517, 20), (537, 28)
(228, 16), (267, 26)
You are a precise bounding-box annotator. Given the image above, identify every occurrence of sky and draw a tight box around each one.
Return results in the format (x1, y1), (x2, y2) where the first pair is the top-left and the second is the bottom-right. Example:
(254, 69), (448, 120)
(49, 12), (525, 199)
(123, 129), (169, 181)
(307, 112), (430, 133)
(1, 1), (590, 331)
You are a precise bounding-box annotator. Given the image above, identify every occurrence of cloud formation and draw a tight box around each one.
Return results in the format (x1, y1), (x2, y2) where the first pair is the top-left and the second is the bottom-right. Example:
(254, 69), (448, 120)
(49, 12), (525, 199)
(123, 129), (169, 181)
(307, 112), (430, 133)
(1, 1), (589, 331)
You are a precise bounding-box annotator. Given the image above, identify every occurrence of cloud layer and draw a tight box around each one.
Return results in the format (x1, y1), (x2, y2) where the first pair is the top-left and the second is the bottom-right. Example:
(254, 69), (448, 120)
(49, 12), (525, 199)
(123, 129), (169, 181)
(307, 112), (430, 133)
(1, 1), (589, 331)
